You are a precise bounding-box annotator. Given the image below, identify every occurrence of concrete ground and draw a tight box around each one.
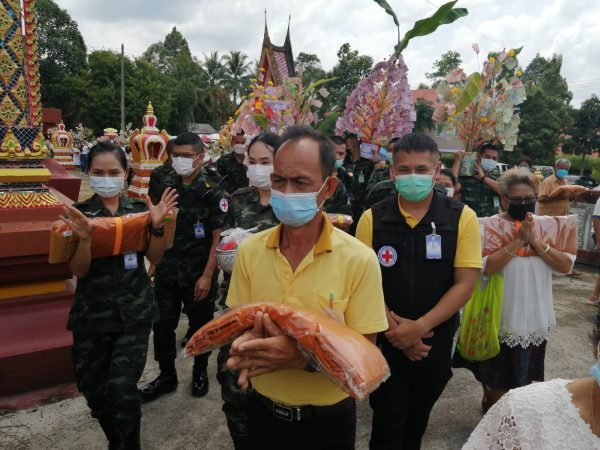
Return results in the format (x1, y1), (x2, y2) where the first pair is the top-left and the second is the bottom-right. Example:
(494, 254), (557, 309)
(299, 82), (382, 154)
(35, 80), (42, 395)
(1, 172), (596, 449)
(1, 267), (596, 450)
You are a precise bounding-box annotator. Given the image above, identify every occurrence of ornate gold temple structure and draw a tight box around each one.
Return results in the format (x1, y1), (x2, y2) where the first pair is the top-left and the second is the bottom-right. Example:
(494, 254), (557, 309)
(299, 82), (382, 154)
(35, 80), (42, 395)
(257, 15), (296, 87)
(0, 0), (80, 407)
(128, 101), (170, 198)
(50, 122), (75, 169)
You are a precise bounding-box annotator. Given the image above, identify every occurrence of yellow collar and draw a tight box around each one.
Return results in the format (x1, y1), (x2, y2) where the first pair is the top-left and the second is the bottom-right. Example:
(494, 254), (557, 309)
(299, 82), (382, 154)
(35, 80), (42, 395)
(266, 213), (333, 255)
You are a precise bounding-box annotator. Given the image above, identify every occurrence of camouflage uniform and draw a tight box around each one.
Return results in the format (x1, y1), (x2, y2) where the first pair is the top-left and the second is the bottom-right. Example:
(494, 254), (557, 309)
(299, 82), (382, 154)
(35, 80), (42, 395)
(216, 152), (249, 194)
(323, 181), (352, 216)
(337, 166), (353, 194)
(68, 194), (155, 438)
(366, 180), (396, 209)
(148, 164), (226, 374)
(218, 186), (280, 448)
(204, 162), (224, 186)
(459, 170), (500, 217)
(350, 158), (375, 233)
(366, 166), (391, 192)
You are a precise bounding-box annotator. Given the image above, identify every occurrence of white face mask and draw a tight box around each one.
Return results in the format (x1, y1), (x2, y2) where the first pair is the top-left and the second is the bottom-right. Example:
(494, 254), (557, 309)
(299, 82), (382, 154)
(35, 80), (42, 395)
(247, 164), (273, 189)
(171, 156), (199, 177)
(90, 176), (124, 198)
(232, 144), (245, 155)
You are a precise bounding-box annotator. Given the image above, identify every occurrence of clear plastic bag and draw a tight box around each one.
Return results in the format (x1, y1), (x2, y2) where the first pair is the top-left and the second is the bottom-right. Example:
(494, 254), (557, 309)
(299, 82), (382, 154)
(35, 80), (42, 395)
(182, 303), (390, 400)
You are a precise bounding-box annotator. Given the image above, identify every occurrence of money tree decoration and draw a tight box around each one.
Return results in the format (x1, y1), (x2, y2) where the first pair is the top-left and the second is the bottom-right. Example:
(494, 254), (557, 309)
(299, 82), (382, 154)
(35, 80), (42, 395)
(336, 1), (468, 147)
(231, 68), (334, 136)
(433, 46), (526, 153)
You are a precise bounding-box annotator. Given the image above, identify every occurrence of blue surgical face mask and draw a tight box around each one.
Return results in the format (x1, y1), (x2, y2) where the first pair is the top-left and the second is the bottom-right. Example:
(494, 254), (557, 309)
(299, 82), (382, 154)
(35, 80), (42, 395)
(394, 174), (434, 202)
(480, 158), (497, 172)
(269, 179), (328, 227)
(556, 168), (569, 179)
(591, 343), (600, 386)
(335, 159), (344, 169)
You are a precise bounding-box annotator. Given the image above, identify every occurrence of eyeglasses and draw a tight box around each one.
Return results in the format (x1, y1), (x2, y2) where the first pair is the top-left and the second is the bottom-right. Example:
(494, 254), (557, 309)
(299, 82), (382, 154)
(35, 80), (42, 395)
(506, 195), (538, 205)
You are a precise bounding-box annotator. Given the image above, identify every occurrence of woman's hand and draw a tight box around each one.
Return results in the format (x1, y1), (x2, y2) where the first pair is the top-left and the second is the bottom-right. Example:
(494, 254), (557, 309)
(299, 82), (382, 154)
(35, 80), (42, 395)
(526, 213), (538, 244)
(517, 216), (531, 243)
(60, 205), (95, 241)
(145, 187), (178, 229)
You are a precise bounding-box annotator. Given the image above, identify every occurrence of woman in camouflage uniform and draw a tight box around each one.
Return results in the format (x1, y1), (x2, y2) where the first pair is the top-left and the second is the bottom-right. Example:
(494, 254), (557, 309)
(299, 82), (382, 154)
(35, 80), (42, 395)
(62, 142), (178, 450)
(217, 133), (281, 450)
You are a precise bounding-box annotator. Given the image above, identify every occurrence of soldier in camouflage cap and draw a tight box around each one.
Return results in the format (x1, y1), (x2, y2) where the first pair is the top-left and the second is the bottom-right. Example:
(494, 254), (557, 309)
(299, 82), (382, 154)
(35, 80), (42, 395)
(217, 133), (249, 194)
(454, 144), (502, 217)
(66, 142), (178, 450)
(140, 132), (227, 402)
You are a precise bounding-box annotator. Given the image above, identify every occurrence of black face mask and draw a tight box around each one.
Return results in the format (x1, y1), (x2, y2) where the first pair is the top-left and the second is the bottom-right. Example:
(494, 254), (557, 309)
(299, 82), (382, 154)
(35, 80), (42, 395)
(507, 202), (536, 221)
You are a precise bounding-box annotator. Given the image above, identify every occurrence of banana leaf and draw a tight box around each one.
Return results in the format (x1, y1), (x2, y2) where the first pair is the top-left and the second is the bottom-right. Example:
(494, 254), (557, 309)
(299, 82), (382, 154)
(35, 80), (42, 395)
(395, 1), (468, 53)
(456, 72), (483, 114)
(306, 77), (338, 92)
(373, 0), (399, 27)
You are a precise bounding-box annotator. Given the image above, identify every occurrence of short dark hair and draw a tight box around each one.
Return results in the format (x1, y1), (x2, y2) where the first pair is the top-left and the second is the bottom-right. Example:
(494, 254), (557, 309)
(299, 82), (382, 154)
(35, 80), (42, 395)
(388, 137), (401, 146)
(173, 131), (205, 153)
(440, 168), (457, 186)
(517, 156), (532, 167)
(344, 133), (359, 143)
(248, 133), (281, 157)
(392, 132), (439, 163)
(477, 142), (498, 155)
(165, 139), (174, 156)
(330, 135), (345, 145)
(276, 125), (336, 180)
(88, 141), (127, 172)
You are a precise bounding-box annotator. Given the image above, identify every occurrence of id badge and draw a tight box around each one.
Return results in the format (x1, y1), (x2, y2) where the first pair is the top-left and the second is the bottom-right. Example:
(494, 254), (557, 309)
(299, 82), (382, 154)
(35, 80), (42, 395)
(124, 252), (138, 270)
(194, 222), (206, 239)
(493, 196), (500, 210)
(358, 172), (365, 184)
(426, 234), (442, 260)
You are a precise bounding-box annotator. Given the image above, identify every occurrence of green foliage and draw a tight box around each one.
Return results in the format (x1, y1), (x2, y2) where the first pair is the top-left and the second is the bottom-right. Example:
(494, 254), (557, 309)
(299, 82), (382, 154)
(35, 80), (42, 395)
(414, 99), (434, 132)
(326, 43), (373, 113)
(508, 87), (561, 166)
(425, 50), (462, 87)
(317, 112), (341, 137)
(37, 0), (87, 123)
(563, 95), (600, 162)
(222, 51), (253, 103)
(297, 53), (327, 86)
(395, 1), (468, 53)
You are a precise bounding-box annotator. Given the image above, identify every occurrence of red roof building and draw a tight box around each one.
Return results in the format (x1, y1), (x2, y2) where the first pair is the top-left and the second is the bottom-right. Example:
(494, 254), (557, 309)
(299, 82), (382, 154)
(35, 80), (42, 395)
(257, 16), (295, 87)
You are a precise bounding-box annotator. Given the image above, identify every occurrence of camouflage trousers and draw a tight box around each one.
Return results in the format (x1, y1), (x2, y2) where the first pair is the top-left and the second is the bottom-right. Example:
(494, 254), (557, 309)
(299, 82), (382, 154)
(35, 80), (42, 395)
(153, 277), (217, 369)
(217, 344), (252, 441)
(71, 327), (150, 436)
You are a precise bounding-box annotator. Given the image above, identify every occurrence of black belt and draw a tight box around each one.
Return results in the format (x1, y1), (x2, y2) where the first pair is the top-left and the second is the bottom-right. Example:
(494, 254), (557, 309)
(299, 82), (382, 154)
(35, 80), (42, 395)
(256, 392), (355, 422)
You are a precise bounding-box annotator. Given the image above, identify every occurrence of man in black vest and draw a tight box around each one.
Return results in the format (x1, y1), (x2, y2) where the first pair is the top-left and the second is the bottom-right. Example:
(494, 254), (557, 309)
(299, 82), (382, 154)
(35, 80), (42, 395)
(356, 133), (482, 449)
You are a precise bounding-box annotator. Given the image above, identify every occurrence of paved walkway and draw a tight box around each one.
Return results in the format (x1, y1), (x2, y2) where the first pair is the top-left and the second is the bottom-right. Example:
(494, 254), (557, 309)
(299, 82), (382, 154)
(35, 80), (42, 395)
(1, 172), (597, 448)
(1, 269), (596, 449)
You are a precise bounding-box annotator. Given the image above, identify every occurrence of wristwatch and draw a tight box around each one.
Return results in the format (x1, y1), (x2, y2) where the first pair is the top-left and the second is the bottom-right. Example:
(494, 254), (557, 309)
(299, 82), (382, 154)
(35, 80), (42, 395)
(150, 224), (165, 237)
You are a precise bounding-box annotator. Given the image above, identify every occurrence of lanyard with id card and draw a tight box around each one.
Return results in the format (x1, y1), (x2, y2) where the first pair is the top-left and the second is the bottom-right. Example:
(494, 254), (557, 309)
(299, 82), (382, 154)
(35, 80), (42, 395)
(194, 221), (206, 239)
(124, 252), (138, 270)
(426, 222), (442, 260)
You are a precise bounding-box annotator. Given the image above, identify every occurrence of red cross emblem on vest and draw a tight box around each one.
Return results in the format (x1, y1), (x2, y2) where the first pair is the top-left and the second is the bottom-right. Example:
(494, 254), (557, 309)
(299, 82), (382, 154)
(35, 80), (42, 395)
(377, 246), (397, 268)
(219, 198), (229, 213)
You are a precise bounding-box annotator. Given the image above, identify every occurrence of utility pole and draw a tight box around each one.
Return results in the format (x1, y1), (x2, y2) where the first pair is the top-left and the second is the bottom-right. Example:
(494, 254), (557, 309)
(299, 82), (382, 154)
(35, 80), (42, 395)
(120, 43), (125, 133)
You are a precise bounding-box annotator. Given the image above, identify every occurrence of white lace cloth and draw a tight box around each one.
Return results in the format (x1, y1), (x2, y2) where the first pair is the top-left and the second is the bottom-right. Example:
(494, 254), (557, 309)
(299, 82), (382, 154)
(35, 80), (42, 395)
(463, 379), (600, 449)
(481, 251), (575, 349)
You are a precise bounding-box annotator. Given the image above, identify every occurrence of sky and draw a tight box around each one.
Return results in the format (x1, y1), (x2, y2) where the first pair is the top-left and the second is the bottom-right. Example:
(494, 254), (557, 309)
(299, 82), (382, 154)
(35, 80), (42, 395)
(55, 0), (600, 107)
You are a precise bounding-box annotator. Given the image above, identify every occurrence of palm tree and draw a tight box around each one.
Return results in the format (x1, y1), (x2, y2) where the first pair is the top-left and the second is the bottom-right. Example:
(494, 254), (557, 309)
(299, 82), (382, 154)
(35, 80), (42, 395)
(223, 51), (253, 104)
(202, 51), (226, 88)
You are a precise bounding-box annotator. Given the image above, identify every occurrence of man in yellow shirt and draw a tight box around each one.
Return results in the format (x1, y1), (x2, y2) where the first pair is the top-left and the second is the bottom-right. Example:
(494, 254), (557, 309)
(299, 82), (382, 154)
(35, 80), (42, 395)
(226, 125), (388, 450)
(356, 133), (482, 450)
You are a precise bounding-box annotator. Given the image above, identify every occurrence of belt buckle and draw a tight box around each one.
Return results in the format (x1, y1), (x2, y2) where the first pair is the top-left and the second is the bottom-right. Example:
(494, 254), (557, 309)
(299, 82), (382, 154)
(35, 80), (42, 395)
(272, 402), (301, 422)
